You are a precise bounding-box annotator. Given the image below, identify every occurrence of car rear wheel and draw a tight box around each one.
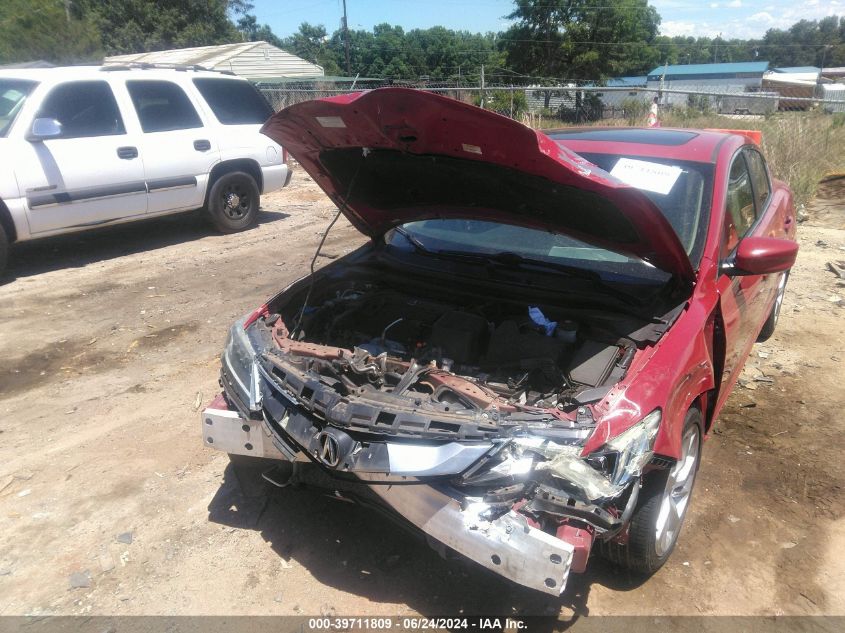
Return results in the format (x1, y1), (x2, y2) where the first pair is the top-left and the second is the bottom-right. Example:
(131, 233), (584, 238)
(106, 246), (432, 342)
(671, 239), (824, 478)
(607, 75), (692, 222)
(757, 271), (789, 342)
(206, 171), (260, 234)
(600, 408), (702, 574)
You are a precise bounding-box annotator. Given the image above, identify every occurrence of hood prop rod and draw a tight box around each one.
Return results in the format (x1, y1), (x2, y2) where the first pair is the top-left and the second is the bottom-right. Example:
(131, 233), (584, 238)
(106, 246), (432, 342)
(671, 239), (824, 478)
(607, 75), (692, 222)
(291, 155), (365, 340)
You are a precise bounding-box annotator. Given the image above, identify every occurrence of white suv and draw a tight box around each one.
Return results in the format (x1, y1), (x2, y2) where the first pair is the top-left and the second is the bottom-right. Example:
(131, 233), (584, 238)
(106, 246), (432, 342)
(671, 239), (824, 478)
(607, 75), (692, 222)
(0, 66), (291, 274)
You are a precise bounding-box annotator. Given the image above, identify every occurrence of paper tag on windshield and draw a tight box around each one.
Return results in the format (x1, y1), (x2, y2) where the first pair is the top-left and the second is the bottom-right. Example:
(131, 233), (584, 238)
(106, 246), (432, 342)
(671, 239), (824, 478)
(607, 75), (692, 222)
(610, 158), (682, 195)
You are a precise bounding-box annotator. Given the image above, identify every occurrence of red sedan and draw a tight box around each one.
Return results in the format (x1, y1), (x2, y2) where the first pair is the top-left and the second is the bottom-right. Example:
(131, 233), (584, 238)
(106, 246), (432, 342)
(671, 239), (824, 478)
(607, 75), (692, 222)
(202, 88), (798, 595)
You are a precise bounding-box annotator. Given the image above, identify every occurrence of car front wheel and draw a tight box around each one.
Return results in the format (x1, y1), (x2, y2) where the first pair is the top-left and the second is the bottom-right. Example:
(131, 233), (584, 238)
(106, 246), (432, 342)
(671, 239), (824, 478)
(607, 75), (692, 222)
(207, 171), (260, 234)
(600, 408), (702, 574)
(757, 271), (789, 342)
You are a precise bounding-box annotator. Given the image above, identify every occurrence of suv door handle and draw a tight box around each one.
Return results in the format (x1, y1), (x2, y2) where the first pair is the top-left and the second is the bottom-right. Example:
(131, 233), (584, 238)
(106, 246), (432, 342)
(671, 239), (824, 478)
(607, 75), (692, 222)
(117, 146), (138, 159)
(194, 139), (211, 151)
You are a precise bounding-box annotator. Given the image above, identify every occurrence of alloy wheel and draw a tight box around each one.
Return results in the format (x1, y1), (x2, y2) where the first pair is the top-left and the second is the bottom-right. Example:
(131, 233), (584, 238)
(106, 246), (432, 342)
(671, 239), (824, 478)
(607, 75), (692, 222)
(654, 424), (700, 557)
(771, 272), (788, 328)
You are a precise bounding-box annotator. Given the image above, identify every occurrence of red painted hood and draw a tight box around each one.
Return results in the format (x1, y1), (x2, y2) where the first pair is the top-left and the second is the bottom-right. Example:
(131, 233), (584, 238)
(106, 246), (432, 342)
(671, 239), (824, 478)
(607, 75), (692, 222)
(261, 88), (694, 283)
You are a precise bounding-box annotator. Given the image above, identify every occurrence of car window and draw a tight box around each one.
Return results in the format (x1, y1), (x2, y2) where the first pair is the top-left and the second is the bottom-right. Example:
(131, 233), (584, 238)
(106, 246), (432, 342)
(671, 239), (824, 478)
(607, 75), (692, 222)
(0, 79), (37, 137)
(744, 148), (771, 212)
(192, 78), (274, 124)
(723, 154), (756, 256)
(127, 80), (202, 133)
(36, 81), (125, 138)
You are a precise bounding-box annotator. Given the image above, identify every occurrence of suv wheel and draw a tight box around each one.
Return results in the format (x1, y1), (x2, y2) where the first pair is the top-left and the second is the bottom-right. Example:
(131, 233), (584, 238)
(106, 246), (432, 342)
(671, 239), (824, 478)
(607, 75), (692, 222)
(207, 171), (260, 233)
(599, 408), (702, 574)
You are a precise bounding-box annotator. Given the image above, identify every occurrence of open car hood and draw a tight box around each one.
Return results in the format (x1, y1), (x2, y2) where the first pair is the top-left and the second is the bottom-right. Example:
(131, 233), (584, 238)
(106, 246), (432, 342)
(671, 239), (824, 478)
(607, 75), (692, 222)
(261, 88), (694, 283)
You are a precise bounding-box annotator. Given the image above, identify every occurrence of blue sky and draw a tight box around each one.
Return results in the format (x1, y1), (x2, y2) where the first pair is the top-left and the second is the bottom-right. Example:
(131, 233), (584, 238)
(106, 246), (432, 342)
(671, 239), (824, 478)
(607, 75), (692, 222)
(251, 0), (843, 40)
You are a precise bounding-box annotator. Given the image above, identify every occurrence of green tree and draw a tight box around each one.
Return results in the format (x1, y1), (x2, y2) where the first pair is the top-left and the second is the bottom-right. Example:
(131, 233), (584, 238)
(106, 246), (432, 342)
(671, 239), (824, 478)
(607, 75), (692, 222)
(501, 0), (662, 89)
(74, 0), (241, 55)
(761, 16), (845, 67)
(281, 23), (342, 75)
(297, 23), (501, 80)
(231, 0), (285, 48)
(0, 0), (101, 64)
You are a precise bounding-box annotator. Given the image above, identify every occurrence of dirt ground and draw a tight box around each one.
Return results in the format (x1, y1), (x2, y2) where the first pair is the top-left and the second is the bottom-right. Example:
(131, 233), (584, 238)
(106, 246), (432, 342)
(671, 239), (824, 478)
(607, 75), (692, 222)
(0, 170), (843, 619)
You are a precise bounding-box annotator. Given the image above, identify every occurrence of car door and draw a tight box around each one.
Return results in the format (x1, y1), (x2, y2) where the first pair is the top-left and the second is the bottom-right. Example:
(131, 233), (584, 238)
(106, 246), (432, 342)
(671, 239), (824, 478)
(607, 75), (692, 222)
(713, 148), (776, 412)
(125, 79), (219, 214)
(15, 80), (146, 234)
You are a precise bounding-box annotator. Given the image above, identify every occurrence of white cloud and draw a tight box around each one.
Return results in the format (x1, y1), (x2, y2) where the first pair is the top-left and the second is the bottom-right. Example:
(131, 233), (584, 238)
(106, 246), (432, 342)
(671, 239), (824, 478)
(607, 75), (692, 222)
(710, 2), (720, 7)
(676, 0), (845, 39)
(727, 0), (742, 7)
(660, 20), (724, 38)
(660, 20), (697, 36)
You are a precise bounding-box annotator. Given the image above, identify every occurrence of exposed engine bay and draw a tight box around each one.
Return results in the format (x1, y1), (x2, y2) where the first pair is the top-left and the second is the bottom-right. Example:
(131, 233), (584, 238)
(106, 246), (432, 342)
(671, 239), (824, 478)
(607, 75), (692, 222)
(215, 267), (683, 596)
(260, 282), (648, 432)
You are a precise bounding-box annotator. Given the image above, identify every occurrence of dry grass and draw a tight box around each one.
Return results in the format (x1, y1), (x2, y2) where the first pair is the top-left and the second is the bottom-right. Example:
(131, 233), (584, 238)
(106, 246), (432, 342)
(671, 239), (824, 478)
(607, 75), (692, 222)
(663, 111), (845, 206)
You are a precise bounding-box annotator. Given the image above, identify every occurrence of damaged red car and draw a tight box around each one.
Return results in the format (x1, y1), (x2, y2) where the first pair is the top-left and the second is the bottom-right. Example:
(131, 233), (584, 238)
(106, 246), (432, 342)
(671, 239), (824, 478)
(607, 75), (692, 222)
(201, 88), (798, 595)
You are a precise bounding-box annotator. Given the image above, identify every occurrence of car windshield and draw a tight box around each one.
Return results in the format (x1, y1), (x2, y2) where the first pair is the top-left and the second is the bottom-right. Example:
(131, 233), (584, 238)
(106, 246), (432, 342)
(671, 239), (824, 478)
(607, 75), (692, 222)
(386, 153), (712, 284)
(0, 79), (37, 137)
(577, 152), (713, 263)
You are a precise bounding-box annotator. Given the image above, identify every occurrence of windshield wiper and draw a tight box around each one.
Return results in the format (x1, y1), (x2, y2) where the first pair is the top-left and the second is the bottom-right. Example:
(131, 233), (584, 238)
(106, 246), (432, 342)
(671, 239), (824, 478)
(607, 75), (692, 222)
(434, 249), (601, 281)
(392, 226), (435, 254)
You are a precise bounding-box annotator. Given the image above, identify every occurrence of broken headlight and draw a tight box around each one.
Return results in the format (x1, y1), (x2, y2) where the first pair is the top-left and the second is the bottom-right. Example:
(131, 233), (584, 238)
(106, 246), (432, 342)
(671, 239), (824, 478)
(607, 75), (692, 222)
(594, 409), (662, 487)
(222, 318), (261, 411)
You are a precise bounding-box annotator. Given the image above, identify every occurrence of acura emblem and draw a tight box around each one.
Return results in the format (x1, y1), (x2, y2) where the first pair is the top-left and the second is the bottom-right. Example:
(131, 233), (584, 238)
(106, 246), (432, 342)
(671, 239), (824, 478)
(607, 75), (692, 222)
(317, 431), (341, 467)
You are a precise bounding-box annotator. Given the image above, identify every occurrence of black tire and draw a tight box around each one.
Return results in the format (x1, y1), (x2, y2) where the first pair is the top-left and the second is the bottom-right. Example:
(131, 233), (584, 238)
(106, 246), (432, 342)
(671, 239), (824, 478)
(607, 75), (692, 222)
(757, 271), (789, 342)
(206, 171), (260, 234)
(0, 223), (7, 277)
(599, 408), (702, 575)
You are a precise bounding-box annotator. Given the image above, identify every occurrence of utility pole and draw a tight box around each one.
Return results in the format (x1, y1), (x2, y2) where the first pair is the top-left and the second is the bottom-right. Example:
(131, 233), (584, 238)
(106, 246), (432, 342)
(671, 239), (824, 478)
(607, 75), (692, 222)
(480, 64), (485, 108)
(64, 0), (71, 22)
(342, 0), (351, 76)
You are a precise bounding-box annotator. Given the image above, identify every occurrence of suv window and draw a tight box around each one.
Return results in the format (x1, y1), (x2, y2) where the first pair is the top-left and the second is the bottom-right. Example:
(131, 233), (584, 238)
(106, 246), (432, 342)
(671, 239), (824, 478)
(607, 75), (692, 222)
(744, 149), (771, 211)
(127, 80), (202, 133)
(37, 81), (125, 138)
(192, 78), (274, 124)
(723, 154), (756, 255)
(0, 79), (37, 137)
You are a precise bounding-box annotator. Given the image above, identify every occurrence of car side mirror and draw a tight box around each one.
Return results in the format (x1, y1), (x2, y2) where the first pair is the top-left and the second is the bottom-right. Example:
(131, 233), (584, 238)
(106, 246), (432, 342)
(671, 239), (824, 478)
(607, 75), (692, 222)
(27, 118), (63, 141)
(723, 236), (798, 276)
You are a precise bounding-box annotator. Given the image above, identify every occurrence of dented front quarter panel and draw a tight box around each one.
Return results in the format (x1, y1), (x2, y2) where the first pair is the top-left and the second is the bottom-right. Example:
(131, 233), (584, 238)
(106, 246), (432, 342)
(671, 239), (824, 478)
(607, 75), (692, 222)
(586, 257), (722, 460)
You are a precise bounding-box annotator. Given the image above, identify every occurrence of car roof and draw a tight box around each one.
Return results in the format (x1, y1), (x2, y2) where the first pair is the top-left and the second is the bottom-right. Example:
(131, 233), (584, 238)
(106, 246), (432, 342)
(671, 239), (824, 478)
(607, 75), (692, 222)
(0, 66), (245, 83)
(544, 126), (746, 164)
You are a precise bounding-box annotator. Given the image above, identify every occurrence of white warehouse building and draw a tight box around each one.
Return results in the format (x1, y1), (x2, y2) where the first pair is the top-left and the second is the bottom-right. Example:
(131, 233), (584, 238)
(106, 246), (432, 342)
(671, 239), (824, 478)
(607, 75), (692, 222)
(646, 61), (770, 107)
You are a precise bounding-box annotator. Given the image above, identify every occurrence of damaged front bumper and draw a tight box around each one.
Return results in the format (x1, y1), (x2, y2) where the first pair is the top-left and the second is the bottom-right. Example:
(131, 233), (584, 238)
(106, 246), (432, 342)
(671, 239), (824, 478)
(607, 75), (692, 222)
(202, 393), (575, 594)
(203, 362), (648, 596)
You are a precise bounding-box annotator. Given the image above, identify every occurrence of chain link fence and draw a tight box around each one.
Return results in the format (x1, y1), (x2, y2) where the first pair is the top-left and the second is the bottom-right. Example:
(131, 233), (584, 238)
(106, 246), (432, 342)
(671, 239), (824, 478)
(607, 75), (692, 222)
(258, 79), (845, 119)
(257, 79), (845, 204)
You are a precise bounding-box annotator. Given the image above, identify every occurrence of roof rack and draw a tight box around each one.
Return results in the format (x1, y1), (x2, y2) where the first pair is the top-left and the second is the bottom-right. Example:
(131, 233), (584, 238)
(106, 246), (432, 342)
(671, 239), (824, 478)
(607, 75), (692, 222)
(100, 62), (236, 76)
